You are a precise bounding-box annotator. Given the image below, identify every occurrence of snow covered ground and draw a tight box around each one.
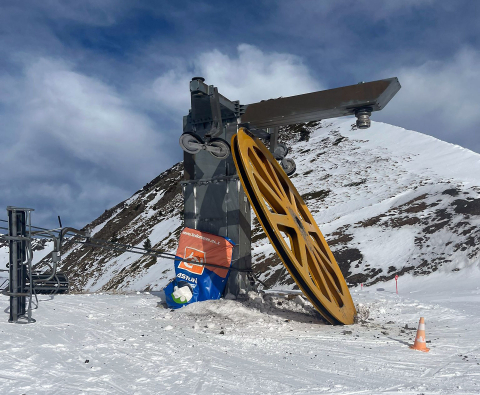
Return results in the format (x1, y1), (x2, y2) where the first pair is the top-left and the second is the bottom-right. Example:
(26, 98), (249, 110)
(1, 268), (479, 394)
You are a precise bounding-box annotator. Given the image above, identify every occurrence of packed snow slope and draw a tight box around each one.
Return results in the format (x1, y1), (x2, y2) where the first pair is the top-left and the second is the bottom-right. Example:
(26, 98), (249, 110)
(1, 267), (479, 394)
(3, 119), (479, 292)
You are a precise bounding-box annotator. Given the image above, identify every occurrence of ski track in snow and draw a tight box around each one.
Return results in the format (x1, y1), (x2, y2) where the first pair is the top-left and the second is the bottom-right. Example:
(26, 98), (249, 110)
(1, 269), (480, 394)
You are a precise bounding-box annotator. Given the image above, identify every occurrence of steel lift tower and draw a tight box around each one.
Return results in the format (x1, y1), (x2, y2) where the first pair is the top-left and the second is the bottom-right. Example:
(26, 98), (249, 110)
(6, 207), (35, 323)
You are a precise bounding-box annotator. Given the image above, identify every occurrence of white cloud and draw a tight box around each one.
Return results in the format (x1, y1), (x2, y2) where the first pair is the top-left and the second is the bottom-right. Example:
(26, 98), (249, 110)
(376, 47), (480, 151)
(150, 44), (323, 116)
(0, 58), (164, 180)
(0, 57), (167, 227)
(3, 41), (478, 229)
(0, 45), (322, 227)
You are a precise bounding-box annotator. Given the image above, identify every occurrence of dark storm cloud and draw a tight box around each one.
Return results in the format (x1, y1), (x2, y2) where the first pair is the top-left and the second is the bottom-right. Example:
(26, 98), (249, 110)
(0, 0), (479, 228)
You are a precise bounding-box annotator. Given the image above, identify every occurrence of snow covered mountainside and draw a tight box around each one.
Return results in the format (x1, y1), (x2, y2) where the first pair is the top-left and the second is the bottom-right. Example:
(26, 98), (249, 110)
(3, 119), (480, 292)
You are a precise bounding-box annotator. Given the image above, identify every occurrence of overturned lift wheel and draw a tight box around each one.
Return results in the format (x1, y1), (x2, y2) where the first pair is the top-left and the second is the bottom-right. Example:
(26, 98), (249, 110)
(232, 128), (356, 325)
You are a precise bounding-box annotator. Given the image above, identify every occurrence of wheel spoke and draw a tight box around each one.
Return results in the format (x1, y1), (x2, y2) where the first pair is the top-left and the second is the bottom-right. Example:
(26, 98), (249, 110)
(306, 247), (336, 302)
(310, 246), (344, 301)
(252, 173), (287, 213)
(302, 221), (317, 234)
(294, 195), (313, 225)
(248, 147), (286, 200)
(265, 158), (289, 200)
(269, 212), (296, 229)
(288, 188), (298, 209)
(309, 235), (331, 264)
(309, 237), (343, 290)
(294, 235), (308, 271)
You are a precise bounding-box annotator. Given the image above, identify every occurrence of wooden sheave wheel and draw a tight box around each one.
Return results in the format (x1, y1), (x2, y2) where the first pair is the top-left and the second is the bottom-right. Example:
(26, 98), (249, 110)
(232, 128), (356, 325)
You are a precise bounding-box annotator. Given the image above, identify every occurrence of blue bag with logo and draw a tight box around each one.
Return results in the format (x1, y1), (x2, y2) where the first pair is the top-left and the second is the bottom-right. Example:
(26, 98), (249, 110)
(164, 227), (234, 309)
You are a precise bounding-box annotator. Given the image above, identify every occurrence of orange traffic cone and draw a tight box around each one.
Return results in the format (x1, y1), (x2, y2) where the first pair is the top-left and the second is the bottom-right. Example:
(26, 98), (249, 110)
(410, 317), (430, 352)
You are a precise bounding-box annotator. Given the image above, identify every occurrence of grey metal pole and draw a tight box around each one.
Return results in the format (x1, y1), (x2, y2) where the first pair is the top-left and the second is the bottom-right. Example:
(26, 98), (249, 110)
(8, 208), (18, 323)
(27, 211), (33, 322)
(267, 126), (279, 155)
(7, 207), (34, 323)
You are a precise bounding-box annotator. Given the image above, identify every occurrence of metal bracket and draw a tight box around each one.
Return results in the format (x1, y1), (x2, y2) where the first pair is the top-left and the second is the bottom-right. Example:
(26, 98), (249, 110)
(267, 127), (279, 155)
(205, 85), (223, 139)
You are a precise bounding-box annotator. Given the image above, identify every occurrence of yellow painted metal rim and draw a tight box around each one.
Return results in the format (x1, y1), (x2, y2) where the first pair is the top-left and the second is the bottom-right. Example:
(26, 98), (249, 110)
(232, 128), (356, 325)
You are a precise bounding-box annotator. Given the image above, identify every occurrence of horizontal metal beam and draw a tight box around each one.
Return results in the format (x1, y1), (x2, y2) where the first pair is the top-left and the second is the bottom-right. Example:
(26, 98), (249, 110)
(240, 77), (401, 129)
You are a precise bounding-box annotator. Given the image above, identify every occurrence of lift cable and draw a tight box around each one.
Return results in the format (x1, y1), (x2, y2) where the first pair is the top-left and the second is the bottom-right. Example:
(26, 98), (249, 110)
(72, 238), (253, 273)
(56, 227), (253, 273)
(0, 221), (253, 274)
(0, 219), (64, 238)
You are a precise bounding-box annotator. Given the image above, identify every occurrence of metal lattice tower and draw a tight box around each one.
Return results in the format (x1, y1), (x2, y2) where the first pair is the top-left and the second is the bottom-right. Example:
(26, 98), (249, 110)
(7, 207), (35, 323)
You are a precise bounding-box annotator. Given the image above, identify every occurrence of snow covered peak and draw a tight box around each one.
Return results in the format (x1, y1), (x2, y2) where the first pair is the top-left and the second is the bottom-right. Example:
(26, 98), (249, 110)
(253, 119), (480, 288)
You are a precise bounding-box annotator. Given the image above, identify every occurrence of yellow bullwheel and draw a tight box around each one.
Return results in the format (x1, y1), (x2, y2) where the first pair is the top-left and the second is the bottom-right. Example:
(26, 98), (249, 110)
(232, 128), (356, 325)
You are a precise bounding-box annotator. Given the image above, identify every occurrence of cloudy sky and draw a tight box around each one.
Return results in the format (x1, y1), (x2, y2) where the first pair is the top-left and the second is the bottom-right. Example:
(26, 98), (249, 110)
(1, 0), (479, 229)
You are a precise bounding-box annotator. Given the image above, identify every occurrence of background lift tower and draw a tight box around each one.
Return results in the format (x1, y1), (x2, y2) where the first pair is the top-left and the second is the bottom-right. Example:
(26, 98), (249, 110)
(6, 207), (35, 323)
(3, 207), (69, 323)
(179, 77), (401, 297)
